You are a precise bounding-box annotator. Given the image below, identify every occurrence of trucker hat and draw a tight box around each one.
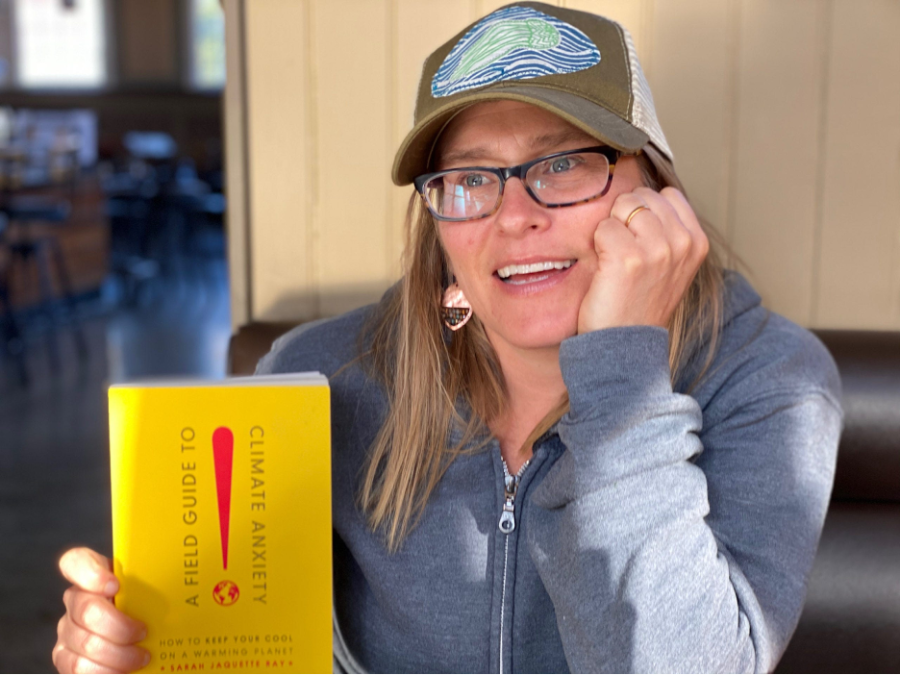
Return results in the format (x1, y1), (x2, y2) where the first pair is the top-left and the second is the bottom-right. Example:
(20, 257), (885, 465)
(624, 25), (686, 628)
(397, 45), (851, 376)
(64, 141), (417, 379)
(391, 1), (673, 186)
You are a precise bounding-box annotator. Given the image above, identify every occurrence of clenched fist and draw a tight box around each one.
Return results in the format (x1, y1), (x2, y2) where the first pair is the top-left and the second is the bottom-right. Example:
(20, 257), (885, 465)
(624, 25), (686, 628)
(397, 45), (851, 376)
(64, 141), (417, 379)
(53, 547), (149, 674)
(577, 186), (709, 334)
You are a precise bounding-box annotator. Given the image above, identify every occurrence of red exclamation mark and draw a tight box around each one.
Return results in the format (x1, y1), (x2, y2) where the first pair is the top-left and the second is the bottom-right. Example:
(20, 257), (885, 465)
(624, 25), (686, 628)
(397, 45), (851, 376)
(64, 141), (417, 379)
(212, 427), (234, 570)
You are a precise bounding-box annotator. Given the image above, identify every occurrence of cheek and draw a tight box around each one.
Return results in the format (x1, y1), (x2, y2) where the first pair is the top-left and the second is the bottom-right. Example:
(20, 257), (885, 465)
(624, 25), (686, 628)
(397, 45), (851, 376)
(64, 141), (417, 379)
(567, 204), (608, 252)
(439, 226), (482, 279)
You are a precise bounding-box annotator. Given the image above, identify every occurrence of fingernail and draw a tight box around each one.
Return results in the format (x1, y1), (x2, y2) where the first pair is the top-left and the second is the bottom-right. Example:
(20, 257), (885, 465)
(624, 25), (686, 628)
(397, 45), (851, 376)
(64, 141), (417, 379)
(104, 579), (118, 595)
(139, 627), (148, 641)
(143, 651), (151, 666)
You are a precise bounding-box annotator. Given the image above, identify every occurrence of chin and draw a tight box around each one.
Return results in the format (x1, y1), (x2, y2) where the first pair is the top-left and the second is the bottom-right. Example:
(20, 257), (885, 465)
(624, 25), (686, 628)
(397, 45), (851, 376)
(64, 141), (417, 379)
(486, 311), (580, 351)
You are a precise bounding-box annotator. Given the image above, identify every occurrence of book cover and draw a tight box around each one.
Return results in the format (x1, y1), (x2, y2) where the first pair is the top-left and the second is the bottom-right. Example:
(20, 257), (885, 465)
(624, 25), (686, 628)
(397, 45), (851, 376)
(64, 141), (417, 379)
(109, 374), (332, 674)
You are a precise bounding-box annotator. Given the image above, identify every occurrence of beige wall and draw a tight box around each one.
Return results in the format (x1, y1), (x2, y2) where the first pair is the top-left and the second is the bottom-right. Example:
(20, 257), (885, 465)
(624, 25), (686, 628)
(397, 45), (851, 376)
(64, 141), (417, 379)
(225, 0), (900, 330)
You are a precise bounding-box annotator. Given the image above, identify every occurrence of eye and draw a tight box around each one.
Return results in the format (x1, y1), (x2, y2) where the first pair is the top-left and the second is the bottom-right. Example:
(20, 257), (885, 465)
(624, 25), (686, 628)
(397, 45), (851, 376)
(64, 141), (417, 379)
(549, 156), (577, 173)
(463, 173), (485, 187)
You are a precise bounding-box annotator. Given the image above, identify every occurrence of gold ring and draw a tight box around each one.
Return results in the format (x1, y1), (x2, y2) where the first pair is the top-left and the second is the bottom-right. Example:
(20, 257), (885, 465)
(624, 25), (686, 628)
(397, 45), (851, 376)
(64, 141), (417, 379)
(624, 205), (649, 227)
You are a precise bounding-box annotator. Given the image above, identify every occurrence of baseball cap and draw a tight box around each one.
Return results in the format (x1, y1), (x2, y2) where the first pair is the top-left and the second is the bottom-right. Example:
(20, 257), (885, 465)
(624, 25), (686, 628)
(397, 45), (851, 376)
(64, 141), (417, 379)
(391, 1), (673, 186)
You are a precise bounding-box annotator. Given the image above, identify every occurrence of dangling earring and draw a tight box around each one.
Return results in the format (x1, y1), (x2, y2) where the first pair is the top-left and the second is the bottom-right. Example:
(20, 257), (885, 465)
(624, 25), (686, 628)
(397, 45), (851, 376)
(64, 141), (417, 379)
(440, 282), (472, 331)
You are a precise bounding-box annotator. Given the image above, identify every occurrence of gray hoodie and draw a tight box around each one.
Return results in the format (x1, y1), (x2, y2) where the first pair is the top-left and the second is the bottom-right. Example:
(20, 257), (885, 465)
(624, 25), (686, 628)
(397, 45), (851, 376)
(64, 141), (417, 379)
(256, 271), (842, 673)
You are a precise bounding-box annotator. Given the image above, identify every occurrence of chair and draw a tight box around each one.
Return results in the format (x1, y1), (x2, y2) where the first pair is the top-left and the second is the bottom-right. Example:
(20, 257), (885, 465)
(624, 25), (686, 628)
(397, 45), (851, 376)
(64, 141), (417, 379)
(0, 194), (88, 377)
(776, 330), (900, 672)
(0, 213), (27, 384)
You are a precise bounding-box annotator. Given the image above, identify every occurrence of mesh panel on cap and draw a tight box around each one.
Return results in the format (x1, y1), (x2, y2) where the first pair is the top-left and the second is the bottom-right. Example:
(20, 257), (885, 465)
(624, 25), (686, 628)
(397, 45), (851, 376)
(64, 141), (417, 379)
(621, 27), (673, 161)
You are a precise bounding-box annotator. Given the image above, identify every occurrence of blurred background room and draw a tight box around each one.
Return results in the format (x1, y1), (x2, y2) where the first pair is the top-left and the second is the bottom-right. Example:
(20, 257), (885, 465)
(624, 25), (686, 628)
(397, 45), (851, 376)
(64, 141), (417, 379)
(1, 0), (899, 672)
(0, 0), (228, 671)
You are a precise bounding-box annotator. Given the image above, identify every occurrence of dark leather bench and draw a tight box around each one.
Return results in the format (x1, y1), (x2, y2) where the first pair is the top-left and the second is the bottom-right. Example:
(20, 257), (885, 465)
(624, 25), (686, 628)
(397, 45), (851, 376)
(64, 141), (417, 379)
(776, 331), (900, 673)
(230, 323), (900, 673)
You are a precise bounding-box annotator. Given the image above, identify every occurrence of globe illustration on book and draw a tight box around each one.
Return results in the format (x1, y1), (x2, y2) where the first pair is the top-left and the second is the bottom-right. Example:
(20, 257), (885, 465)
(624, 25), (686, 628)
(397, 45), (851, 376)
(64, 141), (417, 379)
(213, 580), (240, 606)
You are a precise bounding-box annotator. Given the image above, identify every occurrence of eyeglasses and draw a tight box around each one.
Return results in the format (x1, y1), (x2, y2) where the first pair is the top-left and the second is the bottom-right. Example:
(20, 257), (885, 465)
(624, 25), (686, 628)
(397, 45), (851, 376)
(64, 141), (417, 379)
(414, 146), (621, 223)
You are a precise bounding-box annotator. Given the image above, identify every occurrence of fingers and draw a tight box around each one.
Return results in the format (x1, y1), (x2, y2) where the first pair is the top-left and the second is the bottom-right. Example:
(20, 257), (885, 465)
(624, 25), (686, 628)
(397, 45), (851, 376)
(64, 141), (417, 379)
(610, 187), (676, 228)
(609, 187), (705, 270)
(661, 186), (710, 263)
(55, 617), (150, 673)
(63, 587), (147, 646)
(53, 644), (120, 674)
(56, 587), (149, 673)
(609, 190), (650, 235)
(613, 188), (679, 239)
(55, 548), (149, 674)
(59, 548), (117, 596)
(602, 190), (672, 269)
(581, 185), (709, 332)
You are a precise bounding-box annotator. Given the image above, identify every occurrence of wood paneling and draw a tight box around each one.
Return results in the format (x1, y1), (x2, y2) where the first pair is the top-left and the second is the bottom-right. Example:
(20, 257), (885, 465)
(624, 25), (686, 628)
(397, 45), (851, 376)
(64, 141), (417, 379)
(312, 0), (393, 316)
(729, 0), (826, 324)
(245, 0), (314, 320)
(391, 0), (472, 276)
(562, 0), (646, 55)
(814, 0), (900, 329)
(649, 0), (735, 239)
(224, 0), (249, 328)
(475, 0), (557, 19)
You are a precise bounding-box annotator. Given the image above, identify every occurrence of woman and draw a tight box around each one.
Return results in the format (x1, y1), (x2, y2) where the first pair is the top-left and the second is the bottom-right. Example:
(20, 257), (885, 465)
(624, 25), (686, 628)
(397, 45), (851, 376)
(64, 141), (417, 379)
(53, 4), (842, 673)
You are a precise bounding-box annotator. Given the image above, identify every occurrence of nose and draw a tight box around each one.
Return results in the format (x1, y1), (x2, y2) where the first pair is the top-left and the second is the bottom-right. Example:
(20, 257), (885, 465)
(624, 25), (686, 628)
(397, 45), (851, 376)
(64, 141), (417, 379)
(493, 177), (552, 236)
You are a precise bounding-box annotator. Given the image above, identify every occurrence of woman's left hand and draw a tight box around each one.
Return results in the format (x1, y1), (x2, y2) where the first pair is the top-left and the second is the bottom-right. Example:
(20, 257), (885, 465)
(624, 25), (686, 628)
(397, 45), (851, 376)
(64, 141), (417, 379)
(577, 186), (709, 334)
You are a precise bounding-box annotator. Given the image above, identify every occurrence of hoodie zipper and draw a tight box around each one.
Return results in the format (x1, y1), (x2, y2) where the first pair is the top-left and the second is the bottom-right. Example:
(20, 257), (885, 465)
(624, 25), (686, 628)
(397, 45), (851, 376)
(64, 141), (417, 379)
(498, 457), (530, 674)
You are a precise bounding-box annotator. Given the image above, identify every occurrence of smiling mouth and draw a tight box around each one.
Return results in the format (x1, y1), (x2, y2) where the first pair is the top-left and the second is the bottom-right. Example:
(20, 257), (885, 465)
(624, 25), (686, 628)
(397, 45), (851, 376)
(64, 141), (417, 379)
(495, 260), (575, 285)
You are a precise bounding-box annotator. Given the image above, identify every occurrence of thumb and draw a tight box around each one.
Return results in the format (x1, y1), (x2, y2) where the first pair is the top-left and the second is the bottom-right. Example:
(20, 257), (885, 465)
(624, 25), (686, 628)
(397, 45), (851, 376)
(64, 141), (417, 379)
(59, 547), (118, 597)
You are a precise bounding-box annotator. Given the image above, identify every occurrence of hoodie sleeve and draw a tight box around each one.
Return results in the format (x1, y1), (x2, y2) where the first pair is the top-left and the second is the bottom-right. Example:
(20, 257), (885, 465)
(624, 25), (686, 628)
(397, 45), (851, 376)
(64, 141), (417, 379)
(526, 324), (842, 673)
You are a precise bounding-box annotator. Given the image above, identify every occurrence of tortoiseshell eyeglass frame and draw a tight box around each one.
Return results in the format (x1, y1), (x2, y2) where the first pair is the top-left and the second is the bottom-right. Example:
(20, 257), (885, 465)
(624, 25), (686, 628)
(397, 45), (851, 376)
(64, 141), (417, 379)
(413, 145), (624, 223)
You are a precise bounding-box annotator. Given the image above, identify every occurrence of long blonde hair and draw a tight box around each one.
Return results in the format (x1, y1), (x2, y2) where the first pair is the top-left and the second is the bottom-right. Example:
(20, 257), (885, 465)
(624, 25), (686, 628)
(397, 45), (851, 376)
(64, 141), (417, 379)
(362, 144), (729, 551)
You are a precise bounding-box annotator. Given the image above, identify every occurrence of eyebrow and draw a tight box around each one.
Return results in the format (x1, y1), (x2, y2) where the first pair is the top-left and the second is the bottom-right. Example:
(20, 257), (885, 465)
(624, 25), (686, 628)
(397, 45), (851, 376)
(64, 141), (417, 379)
(438, 129), (596, 167)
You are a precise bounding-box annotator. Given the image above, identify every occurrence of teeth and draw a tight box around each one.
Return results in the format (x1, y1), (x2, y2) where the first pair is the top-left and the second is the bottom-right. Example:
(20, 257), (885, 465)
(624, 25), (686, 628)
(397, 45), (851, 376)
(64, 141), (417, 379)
(496, 260), (573, 279)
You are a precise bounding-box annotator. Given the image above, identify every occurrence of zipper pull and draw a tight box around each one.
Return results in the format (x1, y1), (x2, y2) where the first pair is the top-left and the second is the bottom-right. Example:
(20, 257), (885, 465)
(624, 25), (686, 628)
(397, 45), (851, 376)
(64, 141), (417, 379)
(499, 473), (518, 534)
(499, 501), (516, 533)
(499, 457), (530, 534)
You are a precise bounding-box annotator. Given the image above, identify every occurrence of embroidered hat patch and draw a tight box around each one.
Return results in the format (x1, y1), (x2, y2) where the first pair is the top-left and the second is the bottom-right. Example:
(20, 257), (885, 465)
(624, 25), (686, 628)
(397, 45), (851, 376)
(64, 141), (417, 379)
(431, 6), (601, 99)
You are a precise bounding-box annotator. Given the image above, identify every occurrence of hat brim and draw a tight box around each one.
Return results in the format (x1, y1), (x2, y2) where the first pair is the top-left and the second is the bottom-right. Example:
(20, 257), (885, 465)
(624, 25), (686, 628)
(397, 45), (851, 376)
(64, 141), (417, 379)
(391, 85), (650, 186)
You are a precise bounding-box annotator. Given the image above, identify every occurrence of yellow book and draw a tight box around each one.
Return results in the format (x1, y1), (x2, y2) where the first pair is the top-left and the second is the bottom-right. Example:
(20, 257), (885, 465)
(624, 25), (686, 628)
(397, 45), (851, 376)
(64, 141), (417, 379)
(109, 374), (332, 674)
